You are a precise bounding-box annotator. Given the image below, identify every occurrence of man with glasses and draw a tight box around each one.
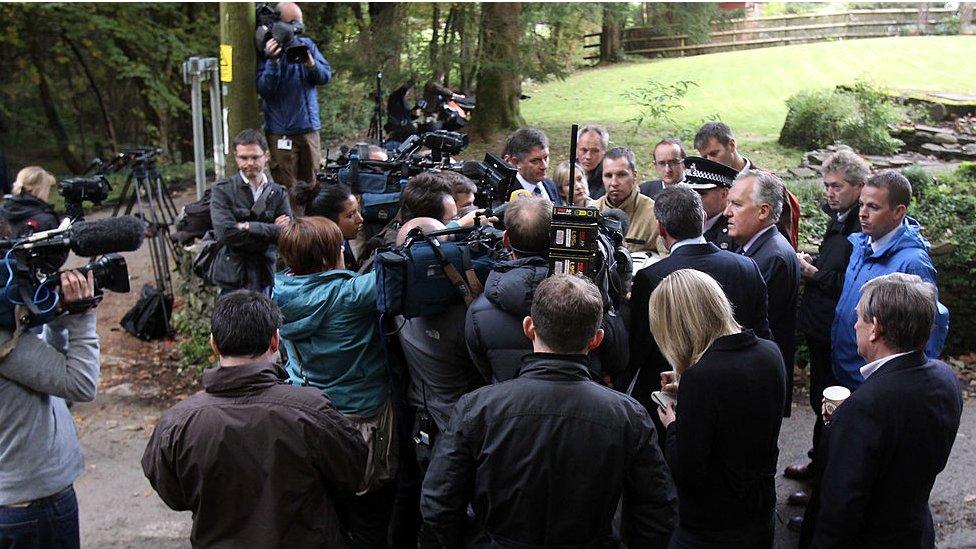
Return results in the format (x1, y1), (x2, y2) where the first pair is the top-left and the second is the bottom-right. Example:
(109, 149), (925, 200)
(640, 139), (686, 199)
(210, 129), (293, 295)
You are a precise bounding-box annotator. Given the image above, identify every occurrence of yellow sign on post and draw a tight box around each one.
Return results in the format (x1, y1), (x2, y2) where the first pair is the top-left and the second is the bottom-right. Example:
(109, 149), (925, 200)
(219, 44), (233, 83)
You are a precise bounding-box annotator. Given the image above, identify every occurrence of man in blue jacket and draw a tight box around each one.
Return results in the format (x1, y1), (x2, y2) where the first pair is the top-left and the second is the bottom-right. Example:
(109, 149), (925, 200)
(257, 2), (332, 197)
(830, 169), (949, 391)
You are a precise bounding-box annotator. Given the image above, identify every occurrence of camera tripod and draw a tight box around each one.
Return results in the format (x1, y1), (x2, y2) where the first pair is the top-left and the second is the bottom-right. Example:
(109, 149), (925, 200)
(367, 71), (384, 143)
(108, 148), (177, 336)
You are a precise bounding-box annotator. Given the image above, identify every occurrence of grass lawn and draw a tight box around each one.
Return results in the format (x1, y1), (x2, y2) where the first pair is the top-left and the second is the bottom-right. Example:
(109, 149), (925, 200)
(520, 36), (976, 172)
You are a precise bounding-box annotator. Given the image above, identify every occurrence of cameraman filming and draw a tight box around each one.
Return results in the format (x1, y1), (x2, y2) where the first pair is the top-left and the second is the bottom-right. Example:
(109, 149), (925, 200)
(0, 269), (100, 548)
(257, 2), (332, 198)
(465, 195), (627, 384)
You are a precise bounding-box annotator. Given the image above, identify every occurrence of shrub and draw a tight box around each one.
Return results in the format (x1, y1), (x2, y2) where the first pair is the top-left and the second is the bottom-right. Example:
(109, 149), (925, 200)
(622, 79), (699, 130)
(778, 80), (906, 155)
(912, 165), (976, 355)
(838, 80), (906, 155)
(901, 165), (935, 199)
(779, 89), (856, 150)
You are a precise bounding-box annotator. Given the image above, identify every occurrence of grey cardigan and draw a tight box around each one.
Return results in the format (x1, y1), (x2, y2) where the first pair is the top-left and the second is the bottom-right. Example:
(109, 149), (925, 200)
(0, 312), (99, 505)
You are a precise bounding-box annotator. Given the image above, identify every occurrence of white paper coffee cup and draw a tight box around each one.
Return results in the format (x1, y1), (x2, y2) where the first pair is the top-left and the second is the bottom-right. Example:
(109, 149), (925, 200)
(822, 385), (851, 417)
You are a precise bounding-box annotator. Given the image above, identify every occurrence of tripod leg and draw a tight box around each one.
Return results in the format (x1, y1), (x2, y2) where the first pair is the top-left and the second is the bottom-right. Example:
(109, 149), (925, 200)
(113, 173), (135, 218)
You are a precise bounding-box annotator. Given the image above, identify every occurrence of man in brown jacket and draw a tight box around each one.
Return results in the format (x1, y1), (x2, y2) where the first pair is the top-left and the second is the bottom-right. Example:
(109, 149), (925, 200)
(142, 291), (367, 548)
(594, 147), (667, 256)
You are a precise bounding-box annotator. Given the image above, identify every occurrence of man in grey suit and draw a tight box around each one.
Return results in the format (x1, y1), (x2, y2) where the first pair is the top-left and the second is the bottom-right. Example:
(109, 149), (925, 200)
(725, 170), (800, 416)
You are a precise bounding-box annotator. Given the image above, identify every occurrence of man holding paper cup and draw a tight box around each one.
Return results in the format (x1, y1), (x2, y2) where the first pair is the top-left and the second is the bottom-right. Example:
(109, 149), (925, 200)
(802, 273), (963, 547)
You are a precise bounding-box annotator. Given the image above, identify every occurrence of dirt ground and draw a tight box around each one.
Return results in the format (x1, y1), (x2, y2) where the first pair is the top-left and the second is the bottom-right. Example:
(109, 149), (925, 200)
(67, 185), (976, 548)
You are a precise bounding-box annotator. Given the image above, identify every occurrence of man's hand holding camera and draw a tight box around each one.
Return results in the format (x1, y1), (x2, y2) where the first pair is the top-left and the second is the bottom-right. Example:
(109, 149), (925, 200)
(60, 270), (98, 315)
(264, 37), (315, 68)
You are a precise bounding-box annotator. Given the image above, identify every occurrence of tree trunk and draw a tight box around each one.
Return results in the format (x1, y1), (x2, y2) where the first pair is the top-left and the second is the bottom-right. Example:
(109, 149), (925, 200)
(430, 4), (440, 72)
(351, 3), (367, 34)
(369, 3), (402, 76)
(61, 31), (118, 154)
(916, 3), (929, 35)
(470, 2), (524, 139)
(600, 4), (623, 64)
(961, 3), (974, 35)
(220, 2), (261, 171)
(29, 51), (85, 174)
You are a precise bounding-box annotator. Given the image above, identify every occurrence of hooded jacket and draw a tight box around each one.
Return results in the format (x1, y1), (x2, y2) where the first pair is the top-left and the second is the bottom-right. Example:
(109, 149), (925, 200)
(464, 256), (629, 383)
(830, 217), (949, 390)
(273, 269), (388, 417)
(0, 194), (60, 237)
(465, 256), (548, 382)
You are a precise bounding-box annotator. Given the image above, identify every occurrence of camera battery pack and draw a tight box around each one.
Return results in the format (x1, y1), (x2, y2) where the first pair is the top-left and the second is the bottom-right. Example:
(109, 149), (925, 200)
(550, 205), (600, 278)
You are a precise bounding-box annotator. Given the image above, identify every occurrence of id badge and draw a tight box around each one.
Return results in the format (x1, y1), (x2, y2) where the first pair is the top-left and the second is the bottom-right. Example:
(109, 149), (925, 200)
(277, 138), (293, 151)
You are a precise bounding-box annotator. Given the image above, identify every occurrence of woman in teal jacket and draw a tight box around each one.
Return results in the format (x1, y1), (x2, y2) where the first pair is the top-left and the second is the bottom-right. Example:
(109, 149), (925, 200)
(274, 216), (387, 418)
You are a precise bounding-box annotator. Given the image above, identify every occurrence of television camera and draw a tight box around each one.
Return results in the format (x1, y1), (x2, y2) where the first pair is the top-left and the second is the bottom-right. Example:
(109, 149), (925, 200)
(0, 216), (146, 329)
(254, 3), (309, 64)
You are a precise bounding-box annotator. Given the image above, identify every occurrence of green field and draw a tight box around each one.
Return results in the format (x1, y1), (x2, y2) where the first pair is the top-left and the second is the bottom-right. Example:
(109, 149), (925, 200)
(521, 36), (976, 171)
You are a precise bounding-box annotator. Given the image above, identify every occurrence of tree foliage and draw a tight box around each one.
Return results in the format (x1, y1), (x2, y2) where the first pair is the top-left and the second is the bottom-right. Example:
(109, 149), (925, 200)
(0, 2), (603, 175)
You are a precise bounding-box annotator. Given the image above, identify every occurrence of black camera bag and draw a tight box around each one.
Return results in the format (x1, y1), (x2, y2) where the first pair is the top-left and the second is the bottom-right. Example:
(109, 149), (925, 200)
(121, 284), (173, 341)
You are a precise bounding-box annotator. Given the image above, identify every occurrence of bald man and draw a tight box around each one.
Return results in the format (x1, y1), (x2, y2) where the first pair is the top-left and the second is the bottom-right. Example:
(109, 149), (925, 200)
(391, 217), (489, 543)
(257, 2), (332, 203)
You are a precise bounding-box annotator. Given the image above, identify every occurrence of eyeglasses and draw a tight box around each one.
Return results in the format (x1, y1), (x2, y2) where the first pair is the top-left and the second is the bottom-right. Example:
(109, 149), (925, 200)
(654, 159), (683, 168)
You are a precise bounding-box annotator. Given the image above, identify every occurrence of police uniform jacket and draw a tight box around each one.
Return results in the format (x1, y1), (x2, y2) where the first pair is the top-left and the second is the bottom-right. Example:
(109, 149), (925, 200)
(703, 214), (735, 251)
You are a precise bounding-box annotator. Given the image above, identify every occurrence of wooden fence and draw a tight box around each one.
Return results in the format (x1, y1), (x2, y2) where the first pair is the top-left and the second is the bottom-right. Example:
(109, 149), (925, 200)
(584, 8), (961, 60)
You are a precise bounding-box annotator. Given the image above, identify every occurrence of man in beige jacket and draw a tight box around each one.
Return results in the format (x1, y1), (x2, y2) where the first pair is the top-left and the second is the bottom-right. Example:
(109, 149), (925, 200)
(594, 147), (668, 256)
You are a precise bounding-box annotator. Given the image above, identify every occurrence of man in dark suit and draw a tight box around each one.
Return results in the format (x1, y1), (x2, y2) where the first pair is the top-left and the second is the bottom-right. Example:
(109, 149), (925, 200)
(210, 129), (293, 295)
(628, 178), (771, 416)
(725, 170), (800, 416)
(639, 138), (686, 200)
(804, 273), (963, 548)
(501, 128), (562, 205)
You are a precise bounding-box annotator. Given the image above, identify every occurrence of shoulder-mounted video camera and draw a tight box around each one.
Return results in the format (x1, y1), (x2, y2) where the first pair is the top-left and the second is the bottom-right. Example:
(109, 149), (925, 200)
(549, 205), (632, 310)
(374, 223), (505, 320)
(0, 216), (146, 329)
(255, 3), (308, 64)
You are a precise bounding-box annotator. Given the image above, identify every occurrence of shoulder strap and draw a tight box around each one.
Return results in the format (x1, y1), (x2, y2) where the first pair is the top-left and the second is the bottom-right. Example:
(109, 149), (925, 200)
(425, 237), (475, 306)
(250, 182), (273, 218)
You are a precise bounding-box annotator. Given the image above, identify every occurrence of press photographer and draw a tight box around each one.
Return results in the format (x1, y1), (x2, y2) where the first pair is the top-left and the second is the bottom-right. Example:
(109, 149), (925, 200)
(0, 262), (100, 547)
(256, 2), (332, 197)
(464, 195), (629, 384)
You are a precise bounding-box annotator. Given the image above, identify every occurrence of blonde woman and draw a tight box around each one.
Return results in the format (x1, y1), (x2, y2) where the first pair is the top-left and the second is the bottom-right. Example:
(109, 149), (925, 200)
(650, 268), (785, 549)
(552, 160), (594, 207)
(1, 166), (60, 237)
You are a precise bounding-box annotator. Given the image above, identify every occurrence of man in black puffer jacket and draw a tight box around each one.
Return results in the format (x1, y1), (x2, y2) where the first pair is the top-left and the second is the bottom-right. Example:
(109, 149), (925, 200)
(465, 195), (628, 383)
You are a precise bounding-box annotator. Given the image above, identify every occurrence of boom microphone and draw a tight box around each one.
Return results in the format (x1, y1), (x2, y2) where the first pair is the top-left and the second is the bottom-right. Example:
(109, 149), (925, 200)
(68, 216), (146, 256)
(20, 216), (146, 257)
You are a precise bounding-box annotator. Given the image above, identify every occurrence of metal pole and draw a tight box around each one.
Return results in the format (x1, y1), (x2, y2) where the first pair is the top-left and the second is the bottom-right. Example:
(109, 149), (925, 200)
(206, 58), (226, 184)
(184, 57), (207, 200)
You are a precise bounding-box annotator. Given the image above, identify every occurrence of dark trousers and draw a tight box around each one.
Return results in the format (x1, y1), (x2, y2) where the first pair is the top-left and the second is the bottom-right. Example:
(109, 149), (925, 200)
(798, 337), (837, 548)
(806, 336), (837, 465)
(669, 513), (774, 549)
(344, 481), (397, 549)
(0, 486), (79, 549)
(267, 131), (321, 197)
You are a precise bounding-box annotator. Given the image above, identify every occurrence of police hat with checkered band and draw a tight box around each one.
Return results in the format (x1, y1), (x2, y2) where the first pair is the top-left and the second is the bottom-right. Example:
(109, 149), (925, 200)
(682, 156), (739, 190)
